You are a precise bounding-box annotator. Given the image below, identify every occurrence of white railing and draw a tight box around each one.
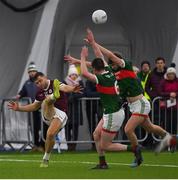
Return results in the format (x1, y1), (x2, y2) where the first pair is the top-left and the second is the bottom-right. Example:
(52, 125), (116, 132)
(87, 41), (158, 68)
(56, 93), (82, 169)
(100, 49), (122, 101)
(151, 96), (178, 141)
(2, 96), (171, 151)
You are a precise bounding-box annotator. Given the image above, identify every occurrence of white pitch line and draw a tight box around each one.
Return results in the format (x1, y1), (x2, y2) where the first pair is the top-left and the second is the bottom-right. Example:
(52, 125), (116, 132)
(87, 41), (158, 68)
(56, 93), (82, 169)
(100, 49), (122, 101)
(0, 155), (42, 158)
(0, 158), (178, 168)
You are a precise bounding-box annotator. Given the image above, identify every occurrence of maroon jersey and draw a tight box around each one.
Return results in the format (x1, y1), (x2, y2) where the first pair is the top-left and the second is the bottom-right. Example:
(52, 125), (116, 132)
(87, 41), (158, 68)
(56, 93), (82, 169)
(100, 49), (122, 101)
(35, 80), (68, 113)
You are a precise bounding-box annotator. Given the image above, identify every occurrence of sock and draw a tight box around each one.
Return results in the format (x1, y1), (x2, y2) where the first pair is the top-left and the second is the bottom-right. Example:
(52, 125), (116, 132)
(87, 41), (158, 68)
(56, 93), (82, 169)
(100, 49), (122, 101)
(129, 145), (138, 153)
(170, 135), (178, 146)
(127, 145), (132, 152)
(99, 156), (107, 165)
(43, 152), (51, 161)
(132, 145), (137, 152)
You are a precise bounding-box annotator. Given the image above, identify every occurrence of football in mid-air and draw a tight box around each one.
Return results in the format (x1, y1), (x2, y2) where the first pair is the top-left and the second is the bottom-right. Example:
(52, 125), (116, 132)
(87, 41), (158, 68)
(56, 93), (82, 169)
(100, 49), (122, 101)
(92, 9), (107, 24)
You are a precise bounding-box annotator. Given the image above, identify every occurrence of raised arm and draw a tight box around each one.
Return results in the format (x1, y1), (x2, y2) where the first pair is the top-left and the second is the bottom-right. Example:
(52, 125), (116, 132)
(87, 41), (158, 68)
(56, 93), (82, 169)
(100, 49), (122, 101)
(85, 28), (125, 67)
(64, 55), (81, 65)
(64, 54), (92, 67)
(96, 43), (125, 67)
(86, 29), (103, 58)
(60, 83), (83, 93)
(85, 28), (108, 66)
(80, 46), (96, 82)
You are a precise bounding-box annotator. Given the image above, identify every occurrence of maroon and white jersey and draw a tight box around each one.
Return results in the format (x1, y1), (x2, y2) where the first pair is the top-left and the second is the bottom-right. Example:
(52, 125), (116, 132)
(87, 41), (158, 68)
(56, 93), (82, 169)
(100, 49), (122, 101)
(35, 80), (68, 113)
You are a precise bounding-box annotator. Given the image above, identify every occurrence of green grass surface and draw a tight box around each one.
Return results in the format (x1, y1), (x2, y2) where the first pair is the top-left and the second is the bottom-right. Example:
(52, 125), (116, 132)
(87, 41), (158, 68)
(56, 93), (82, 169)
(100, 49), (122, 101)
(0, 150), (177, 179)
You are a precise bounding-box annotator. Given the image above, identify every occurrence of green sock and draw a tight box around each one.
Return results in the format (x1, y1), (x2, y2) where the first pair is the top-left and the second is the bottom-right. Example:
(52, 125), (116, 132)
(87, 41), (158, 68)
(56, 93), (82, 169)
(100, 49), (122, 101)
(99, 156), (106, 165)
(127, 145), (132, 152)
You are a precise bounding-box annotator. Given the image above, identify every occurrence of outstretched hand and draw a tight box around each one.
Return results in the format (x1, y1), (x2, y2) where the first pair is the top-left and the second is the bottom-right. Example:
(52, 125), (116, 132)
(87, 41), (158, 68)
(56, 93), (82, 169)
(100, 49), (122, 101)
(7, 101), (19, 111)
(73, 85), (84, 94)
(64, 55), (78, 65)
(84, 28), (95, 45)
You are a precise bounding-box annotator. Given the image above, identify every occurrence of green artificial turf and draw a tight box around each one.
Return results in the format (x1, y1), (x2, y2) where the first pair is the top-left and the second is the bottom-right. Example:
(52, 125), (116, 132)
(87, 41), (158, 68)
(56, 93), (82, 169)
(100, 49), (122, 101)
(0, 150), (177, 179)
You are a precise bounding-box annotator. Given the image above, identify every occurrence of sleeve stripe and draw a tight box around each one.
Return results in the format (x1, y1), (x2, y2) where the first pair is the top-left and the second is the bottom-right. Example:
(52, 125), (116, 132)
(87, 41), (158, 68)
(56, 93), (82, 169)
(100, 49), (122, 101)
(121, 59), (125, 68)
(95, 75), (99, 84)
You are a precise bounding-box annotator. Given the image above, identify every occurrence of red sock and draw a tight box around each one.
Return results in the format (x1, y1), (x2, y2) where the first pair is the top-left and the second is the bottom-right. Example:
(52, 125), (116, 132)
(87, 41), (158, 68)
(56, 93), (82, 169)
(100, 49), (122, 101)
(170, 136), (177, 146)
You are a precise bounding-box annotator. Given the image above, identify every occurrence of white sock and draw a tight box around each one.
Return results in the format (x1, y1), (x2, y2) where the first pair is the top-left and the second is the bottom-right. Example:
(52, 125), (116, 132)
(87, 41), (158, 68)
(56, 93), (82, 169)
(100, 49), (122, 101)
(43, 152), (51, 161)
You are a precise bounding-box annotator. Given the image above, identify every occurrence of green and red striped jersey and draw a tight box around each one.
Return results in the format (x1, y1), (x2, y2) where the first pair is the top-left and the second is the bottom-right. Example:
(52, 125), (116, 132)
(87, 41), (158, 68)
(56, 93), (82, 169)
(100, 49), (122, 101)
(95, 66), (122, 114)
(112, 60), (143, 98)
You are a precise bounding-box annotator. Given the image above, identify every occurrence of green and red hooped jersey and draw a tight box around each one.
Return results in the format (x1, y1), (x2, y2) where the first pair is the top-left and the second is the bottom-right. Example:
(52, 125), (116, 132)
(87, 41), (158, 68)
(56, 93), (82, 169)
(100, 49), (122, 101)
(95, 66), (122, 114)
(111, 59), (143, 98)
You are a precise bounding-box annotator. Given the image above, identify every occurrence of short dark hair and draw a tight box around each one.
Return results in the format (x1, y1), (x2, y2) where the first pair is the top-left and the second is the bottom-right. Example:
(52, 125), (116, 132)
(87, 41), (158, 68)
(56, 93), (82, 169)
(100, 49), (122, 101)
(141, 60), (151, 68)
(33, 72), (45, 81)
(92, 58), (105, 71)
(155, 57), (166, 63)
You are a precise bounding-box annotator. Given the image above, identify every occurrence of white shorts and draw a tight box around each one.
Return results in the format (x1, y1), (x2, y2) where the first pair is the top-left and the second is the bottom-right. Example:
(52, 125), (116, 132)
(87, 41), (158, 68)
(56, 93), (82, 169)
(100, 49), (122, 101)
(102, 108), (125, 133)
(128, 96), (151, 116)
(42, 107), (68, 128)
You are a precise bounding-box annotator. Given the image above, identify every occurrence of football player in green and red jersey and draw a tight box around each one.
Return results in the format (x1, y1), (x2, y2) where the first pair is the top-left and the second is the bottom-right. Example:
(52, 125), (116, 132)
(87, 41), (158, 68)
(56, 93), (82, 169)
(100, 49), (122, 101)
(85, 29), (176, 167)
(79, 31), (143, 169)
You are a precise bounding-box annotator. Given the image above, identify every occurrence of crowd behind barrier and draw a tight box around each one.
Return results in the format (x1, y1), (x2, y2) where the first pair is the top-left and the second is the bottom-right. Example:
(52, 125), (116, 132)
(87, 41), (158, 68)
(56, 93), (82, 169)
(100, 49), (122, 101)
(0, 96), (177, 151)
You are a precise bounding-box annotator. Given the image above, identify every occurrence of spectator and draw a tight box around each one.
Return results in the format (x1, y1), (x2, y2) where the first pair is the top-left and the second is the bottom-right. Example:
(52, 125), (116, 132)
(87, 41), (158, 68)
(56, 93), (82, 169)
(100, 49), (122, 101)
(158, 67), (178, 134)
(16, 62), (44, 152)
(137, 61), (151, 101)
(145, 57), (167, 100)
(145, 57), (167, 133)
(65, 65), (84, 150)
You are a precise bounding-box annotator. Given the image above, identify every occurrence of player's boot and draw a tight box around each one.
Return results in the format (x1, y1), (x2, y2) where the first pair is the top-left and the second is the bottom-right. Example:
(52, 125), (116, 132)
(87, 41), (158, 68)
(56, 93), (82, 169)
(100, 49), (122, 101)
(91, 163), (109, 170)
(155, 133), (173, 153)
(53, 79), (60, 99)
(130, 145), (143, 168)
(40, 159), (49, 168)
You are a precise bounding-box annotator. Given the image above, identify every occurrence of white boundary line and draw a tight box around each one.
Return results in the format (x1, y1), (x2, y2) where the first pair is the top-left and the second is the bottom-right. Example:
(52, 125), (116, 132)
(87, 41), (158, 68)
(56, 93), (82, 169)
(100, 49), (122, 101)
(0, 158), (178, 168)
